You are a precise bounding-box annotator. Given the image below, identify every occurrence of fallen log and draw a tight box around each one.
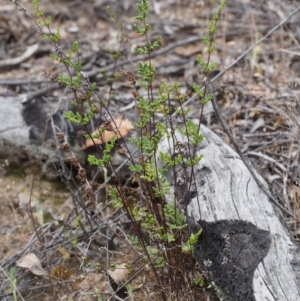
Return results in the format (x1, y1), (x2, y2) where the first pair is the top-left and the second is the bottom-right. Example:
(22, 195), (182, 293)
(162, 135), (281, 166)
(0, 95), (84, 178)
(158, 124), (300, 301)
(1, 95), (300, 300)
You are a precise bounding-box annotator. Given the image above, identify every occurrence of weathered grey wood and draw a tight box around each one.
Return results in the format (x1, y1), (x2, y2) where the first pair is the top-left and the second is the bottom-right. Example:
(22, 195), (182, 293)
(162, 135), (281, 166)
(0, 96), (31, 146)
(158, 123), (300, 301)
(0, 95), (84, 178)
(0, 95), (133, 179)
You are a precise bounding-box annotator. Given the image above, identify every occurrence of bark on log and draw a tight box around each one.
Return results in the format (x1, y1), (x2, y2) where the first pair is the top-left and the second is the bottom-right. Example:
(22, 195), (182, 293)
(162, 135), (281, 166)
(158, 124), (300, 301)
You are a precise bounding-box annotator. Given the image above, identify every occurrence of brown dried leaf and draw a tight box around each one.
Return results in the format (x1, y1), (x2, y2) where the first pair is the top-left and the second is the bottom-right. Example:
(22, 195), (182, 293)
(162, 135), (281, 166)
(79, 273), (97, 291)
(16, 253), (48, 276)
(107, 263), (128, 285)
(82, 117), (134, 149)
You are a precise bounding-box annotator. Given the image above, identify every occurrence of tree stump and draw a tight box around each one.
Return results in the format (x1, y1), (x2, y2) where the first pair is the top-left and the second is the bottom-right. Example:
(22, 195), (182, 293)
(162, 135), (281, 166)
(158, 123), (300, 301)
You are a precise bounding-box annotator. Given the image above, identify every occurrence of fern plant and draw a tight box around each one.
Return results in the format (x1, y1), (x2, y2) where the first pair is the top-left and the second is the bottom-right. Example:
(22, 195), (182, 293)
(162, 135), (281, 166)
(8, 0), (226, 300)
